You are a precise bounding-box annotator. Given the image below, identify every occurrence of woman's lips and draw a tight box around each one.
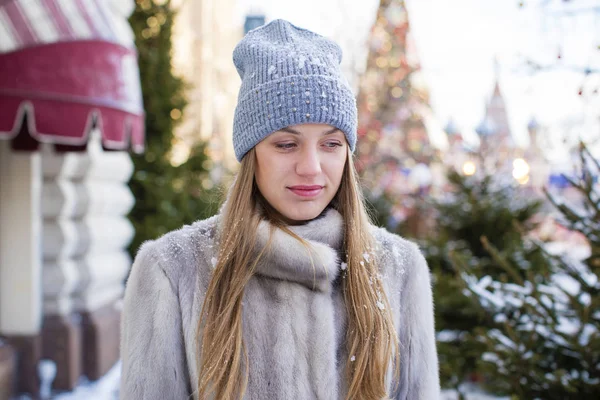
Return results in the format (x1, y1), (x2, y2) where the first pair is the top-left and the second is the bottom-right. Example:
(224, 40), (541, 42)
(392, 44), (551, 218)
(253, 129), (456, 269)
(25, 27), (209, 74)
(287, 185), (324, 198)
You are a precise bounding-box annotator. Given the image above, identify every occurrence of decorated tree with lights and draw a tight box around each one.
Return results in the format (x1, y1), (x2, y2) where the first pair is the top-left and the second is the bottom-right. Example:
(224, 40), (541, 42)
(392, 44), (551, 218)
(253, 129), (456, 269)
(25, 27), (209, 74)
(127, 0), (218, 256)
(356, 0), (442, 235)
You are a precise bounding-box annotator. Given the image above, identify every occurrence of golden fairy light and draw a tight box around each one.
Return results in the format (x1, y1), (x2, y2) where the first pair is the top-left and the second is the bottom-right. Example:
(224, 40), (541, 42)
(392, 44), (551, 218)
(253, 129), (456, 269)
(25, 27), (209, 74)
(516, 175), (530, 185)
(391, 87), (403, 98)
(462, 161), (476, 176)
(512, 158), (530, 180)
(170, 109), (182, 120)
(376, 57), (389, 68)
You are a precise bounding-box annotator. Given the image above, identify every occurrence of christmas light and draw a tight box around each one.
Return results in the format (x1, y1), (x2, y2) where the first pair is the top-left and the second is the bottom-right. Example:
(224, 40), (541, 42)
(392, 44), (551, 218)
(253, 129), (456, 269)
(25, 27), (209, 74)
(170, 109), (182, 120)
(512, 158), (530, 181)
(516, 175), (530, 185)
(462, 161), (477, 176)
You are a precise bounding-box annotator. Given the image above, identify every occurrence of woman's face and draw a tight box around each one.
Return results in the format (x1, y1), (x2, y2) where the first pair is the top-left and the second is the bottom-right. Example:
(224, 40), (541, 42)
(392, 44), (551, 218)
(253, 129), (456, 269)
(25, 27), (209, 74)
(254, 123), (348, 224)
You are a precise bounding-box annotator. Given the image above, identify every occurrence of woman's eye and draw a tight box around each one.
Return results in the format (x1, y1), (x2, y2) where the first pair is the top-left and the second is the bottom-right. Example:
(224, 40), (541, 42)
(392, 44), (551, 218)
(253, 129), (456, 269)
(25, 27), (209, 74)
(275, 142), (296, 150)
(324, 141), (342, 148)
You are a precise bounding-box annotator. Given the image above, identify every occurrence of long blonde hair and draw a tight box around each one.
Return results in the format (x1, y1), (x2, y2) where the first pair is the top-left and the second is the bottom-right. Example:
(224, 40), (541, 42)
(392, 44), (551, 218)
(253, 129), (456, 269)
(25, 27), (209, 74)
(196, 147), (400, 399)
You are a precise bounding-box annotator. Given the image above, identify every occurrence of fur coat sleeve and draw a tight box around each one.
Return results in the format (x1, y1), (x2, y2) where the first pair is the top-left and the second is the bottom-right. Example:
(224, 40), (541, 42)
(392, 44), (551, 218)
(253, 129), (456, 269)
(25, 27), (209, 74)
(119, 240), (192, 399)
(390, 237), (440, 399)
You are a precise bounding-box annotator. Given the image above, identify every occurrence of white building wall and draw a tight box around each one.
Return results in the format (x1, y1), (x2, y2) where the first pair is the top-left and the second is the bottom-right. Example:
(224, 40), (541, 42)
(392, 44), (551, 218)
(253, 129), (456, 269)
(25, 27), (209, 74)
(40, 131), (134, 318)
(0, 141), (43, 335)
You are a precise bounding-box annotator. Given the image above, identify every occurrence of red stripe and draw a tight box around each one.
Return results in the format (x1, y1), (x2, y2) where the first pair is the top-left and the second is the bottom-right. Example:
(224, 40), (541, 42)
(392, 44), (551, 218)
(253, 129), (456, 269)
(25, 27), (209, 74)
(42, 0), (75, 39)
(74, 0), (100, 38)
(4, 1), (37, 46)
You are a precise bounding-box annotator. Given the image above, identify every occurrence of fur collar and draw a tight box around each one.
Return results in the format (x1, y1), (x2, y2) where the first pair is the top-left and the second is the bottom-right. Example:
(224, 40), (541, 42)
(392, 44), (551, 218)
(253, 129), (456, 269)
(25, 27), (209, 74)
(217, 206), (344, 292)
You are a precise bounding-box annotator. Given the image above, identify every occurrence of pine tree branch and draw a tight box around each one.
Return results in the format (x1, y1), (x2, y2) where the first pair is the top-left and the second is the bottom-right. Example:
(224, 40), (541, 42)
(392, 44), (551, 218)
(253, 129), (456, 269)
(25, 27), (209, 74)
(480, 236), (524, 285)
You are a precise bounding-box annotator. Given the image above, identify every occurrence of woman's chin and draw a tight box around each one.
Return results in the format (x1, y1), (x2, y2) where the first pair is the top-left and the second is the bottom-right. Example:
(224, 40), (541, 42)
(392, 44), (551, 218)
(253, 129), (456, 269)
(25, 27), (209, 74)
(280, 204), (325, 224)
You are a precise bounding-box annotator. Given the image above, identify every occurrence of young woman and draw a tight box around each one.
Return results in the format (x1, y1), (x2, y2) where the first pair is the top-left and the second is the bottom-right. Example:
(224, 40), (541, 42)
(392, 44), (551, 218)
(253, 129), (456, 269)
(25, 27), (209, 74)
(120, 19), (439, 400)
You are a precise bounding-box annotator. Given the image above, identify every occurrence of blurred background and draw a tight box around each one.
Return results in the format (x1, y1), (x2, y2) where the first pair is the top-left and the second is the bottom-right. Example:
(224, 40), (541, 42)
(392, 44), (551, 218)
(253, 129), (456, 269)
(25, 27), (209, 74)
(0, 0), (598, 399)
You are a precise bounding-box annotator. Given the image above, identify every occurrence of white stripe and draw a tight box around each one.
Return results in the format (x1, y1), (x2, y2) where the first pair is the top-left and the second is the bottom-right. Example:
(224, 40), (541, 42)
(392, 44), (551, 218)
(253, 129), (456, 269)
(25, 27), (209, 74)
(107, 0), (134, 19)
(121, 53), (143, 107)
(102, 0), (135, 46)
(88, 0), (135, 47)
(110, 17), (134, 46)
(81, 0), (111, 39)
(56, 0), (92, 39)
(0, 8), (19, 53)
(18, 0), (59, 43)
(107, 18), (130, 46)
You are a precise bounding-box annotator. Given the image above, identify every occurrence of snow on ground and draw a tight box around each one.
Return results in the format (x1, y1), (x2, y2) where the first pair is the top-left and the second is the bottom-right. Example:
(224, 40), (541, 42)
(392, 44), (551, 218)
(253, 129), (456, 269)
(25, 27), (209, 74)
(52, 362), (121, 400)
(12, 361), (120, 400)
(441, 390), (509, 400)
(10, 358), (506, 399)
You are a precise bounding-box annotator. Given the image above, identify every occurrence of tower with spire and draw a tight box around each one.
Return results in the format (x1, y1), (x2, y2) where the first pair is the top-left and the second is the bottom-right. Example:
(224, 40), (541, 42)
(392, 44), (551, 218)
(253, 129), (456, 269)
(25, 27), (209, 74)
(441, 60), (551, 189)
(471, 58), (520, 177)
(477, 58), (513, 152)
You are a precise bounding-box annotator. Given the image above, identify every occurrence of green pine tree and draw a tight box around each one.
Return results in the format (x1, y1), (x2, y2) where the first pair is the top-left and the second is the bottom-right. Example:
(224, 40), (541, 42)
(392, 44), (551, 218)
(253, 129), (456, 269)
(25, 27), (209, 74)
(127, 0), (219, 256)
(423, 169), (544, 391)
(460, 143), (600, 399)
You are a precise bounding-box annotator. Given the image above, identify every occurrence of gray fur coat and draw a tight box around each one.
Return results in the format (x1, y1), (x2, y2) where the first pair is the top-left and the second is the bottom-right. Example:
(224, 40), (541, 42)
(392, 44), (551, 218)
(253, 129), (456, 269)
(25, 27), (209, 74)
(119, 208), (440, 399)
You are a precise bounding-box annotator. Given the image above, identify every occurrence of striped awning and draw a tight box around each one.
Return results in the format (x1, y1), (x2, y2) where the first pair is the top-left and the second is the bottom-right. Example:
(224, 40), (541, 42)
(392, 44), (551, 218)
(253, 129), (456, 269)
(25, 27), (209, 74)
(0, 0), (144, 153)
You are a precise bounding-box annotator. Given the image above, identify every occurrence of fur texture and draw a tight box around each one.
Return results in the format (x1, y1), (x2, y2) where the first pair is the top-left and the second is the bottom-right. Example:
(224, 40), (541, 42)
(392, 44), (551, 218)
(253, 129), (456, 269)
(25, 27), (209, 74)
(120, 209), (440, 399)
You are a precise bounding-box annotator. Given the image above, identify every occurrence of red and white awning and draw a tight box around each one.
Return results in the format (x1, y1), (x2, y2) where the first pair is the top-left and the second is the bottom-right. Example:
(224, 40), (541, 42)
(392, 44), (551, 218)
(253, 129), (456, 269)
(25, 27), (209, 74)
(0, 0), (144, 153)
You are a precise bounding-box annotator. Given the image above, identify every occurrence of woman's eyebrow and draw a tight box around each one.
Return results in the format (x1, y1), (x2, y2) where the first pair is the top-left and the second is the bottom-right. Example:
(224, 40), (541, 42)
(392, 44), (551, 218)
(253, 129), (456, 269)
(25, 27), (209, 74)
(280, 127), (340, 135)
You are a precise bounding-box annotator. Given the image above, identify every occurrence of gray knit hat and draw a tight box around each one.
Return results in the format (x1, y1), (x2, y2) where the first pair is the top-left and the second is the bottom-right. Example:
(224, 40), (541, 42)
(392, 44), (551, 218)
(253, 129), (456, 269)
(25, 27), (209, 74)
(232, 19), (358, 161)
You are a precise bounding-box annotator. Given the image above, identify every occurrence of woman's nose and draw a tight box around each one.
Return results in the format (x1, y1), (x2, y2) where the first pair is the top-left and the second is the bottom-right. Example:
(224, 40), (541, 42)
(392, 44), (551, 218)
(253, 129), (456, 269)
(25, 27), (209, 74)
(295, 148), (322, 177)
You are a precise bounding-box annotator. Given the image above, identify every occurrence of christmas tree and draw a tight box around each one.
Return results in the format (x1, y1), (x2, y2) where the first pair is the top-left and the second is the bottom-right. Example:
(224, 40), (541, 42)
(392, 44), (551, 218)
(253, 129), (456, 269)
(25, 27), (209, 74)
(356, 0), (441, 234)
(460, 143), (600, 398)
(424, 168), (544, 391)
(127, 0), (219, 255)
